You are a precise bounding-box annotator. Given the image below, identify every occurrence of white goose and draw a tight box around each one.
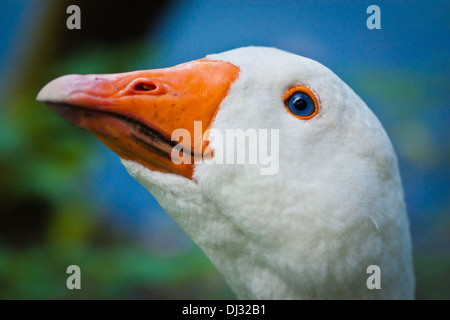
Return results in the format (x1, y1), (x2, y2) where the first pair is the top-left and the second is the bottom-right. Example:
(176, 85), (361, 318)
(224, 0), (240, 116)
(37, 47), (414, 299)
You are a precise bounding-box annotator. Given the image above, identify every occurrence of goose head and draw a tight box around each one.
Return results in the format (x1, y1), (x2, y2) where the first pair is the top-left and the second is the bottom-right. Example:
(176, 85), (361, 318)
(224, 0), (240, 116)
(37, 46), (414, 299)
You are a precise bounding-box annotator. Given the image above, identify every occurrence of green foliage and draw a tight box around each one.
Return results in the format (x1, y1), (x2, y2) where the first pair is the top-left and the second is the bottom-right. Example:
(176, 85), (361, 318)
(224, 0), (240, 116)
(0, 244), (234, 299)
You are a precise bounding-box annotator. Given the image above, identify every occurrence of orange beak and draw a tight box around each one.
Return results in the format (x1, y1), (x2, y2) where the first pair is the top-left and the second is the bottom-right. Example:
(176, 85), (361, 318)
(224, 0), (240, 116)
(37, 59), (240, 179)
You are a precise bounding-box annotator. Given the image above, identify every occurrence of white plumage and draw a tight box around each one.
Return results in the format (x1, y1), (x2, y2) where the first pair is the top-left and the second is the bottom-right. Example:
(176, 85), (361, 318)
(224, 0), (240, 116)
(39, 46), (415, 299)
(122, 47), (415, 299)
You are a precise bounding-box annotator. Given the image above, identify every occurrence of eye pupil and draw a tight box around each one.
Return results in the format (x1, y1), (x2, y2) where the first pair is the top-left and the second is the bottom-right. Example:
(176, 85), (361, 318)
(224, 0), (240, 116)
(293, 98), (307, 111)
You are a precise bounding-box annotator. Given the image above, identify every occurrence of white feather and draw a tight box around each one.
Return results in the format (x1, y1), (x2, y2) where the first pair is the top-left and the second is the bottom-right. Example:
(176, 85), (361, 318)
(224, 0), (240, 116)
(123, 47), (414, 299)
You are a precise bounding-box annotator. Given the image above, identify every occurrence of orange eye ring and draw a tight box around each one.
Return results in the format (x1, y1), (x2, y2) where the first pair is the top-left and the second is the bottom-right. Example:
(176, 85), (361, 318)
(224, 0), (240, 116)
(283, 85), (319, 120)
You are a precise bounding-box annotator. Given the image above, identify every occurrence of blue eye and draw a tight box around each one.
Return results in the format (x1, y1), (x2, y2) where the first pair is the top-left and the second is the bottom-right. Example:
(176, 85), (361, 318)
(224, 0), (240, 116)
(285, 91), (316, 118)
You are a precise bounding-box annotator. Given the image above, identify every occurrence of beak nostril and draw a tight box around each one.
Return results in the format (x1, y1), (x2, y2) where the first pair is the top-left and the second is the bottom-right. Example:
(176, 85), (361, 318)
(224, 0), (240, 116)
(134, 82), (157, 92)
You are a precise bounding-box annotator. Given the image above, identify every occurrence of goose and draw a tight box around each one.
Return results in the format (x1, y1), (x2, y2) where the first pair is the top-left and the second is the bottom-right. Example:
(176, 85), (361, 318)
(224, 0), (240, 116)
(37, 47), (414, 299)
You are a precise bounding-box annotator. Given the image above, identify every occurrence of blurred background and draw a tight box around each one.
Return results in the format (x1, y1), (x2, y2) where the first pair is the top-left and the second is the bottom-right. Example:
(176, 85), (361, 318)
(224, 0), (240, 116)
(0, 0), (448, 299)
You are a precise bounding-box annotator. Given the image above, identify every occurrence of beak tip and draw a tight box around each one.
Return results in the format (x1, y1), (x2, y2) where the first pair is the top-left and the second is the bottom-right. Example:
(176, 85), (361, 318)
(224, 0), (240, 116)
(36, 74), (82, 103)
(36, 86), (47, 102)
